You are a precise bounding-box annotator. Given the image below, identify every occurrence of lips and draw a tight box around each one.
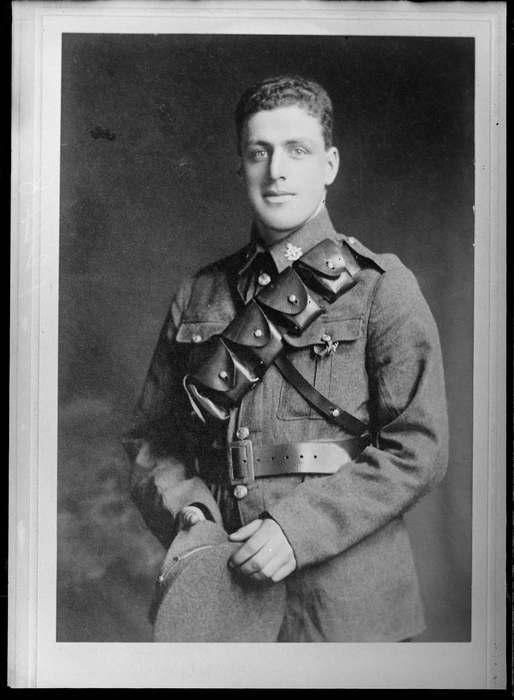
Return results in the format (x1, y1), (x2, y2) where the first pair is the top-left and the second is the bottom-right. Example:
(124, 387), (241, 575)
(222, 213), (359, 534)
(263, 190), (294, 197)
(263, 191), (295, 204)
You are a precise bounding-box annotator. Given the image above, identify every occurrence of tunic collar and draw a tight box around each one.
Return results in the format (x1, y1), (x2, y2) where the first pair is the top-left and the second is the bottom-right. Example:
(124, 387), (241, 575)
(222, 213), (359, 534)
(237, 206), (340, 277)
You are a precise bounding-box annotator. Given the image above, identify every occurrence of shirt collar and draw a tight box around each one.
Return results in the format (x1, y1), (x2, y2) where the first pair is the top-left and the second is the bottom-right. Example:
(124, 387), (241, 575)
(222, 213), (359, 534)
(237, 206), (340, 277)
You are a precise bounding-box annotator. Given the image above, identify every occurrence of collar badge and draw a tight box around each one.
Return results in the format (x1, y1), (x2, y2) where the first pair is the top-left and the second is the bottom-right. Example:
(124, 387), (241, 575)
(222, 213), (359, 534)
(284, 243), (303, 261)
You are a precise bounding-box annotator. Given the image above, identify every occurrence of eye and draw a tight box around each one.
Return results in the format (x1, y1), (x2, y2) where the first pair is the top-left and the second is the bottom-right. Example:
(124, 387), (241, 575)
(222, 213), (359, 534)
(247, 149), (269, 162)
(290, 146), (308, 158)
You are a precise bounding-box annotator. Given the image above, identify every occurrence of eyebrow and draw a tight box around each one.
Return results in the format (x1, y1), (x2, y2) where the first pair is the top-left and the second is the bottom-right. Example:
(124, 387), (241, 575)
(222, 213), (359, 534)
(244, 138), (316, 149)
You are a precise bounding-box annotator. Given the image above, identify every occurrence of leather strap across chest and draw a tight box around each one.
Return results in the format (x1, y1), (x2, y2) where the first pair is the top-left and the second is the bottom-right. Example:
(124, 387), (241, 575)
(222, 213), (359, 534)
(185, 237), (368, 435)
(273, 354), (369, 436)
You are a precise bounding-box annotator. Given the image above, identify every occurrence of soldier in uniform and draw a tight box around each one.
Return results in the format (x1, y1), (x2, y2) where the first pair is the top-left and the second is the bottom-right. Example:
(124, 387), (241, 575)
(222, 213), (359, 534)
(123, 75), (449, 642)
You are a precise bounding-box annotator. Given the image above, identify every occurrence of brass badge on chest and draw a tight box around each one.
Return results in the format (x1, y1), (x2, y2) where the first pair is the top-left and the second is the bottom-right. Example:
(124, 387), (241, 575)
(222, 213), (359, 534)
(313, 333), (339, 358)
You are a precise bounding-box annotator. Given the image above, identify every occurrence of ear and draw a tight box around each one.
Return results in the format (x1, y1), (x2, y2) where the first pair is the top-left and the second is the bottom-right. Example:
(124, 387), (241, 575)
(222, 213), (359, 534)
(324, 147), (340, 187)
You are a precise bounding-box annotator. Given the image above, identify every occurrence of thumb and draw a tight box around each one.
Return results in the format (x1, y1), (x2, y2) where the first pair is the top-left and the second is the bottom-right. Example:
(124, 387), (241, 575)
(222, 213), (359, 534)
(180, 506), (206, 529)
(228, 518), (263, 541)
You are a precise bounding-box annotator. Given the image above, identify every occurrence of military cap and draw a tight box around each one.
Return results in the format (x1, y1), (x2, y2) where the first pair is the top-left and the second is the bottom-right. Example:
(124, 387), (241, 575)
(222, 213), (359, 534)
(151, 519), (286, 643)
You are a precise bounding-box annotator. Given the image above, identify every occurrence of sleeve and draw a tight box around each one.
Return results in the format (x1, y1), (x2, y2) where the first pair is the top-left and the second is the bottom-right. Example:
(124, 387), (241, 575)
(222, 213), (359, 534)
(267, 265), (449, 568)
(122, 277), (223, 549)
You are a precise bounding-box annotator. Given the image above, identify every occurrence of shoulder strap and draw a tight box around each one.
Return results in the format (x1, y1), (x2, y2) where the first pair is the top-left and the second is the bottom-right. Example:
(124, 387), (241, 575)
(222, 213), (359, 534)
(273, 354), (369, 437)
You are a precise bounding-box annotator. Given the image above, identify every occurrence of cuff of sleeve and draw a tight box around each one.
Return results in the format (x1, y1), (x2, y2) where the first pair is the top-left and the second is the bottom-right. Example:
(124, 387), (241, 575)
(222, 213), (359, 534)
(259, 510), (274, 521)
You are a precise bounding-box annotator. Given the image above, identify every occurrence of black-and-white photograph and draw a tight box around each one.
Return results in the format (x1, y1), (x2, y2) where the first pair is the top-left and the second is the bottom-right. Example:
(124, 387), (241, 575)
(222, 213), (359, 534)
(10, 0), (506, 689)
(58, 30), (474, 645)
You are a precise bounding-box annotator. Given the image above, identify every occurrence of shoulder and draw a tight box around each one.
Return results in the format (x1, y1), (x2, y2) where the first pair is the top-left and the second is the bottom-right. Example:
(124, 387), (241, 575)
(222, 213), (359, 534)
(173, 243), (249, 295)
(342, 234), (405, 274)
(342, 233), (432, 318)
(193, 244), (251, 279)
(171, 244), (249, 323)
(342, 233), (421, 295)
(174, 244), (250, 298)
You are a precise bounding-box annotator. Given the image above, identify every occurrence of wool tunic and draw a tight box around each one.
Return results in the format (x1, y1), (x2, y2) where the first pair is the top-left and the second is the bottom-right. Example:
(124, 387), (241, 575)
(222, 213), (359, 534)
(124, 207), (449, 642)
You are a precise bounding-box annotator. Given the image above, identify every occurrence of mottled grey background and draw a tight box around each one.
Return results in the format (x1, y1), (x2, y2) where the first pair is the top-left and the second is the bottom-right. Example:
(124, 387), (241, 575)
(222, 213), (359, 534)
(58, 34), (474, 642)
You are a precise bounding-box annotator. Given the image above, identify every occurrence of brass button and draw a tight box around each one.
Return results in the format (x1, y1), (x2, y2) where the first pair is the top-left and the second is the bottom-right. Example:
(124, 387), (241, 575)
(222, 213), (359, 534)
(236, 426), (250, 440)
(192, 334), (202, 343)
(253, 328), (263, 338)
(326, 261), (335, 269)
(219, 370), (229, 381)
(321, 334), (332, 342)
(233, 484), (248, 500)
(348, 237), (356, 244)
(258, 273), (271, 286)
(331, 408), (340, 417)
(288, 294), (298, 304)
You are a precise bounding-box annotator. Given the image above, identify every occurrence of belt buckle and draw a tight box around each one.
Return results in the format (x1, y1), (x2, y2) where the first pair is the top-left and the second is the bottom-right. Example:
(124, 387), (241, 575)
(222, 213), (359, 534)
(227, 439), (255, 485)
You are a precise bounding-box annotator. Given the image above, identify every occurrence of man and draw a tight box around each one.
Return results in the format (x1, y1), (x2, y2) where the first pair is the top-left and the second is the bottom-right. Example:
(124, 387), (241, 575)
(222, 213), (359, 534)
(124, 75), (448, 642)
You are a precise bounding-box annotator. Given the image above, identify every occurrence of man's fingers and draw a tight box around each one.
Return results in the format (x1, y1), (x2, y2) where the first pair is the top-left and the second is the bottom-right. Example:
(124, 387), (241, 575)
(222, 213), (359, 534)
(180, 506), (206, 529)
(229, 530), (271, 567)
(230, 540), (269, 570)
(233, 540), (290, 575)
(183, 512), (199, 527)
(270, 560), (297, 582)
(243, 548), (296, 582)
(247, 554), (286, 582)
(228, 518), (297, 582)
(228, 519), (263, 542)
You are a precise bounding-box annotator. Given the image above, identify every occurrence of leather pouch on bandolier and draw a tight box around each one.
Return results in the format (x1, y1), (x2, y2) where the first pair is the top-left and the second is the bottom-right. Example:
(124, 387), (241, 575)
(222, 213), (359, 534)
(293, 239), (361, 303)
(187, 336), (260, 408)
(254, 266), (323, 335)
(221, 300), (284, 371)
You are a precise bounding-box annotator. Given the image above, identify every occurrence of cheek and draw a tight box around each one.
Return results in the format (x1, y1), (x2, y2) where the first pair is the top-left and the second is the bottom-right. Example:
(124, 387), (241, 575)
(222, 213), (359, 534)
(298, 161), (326, 186)
(243, 168), (264, 193)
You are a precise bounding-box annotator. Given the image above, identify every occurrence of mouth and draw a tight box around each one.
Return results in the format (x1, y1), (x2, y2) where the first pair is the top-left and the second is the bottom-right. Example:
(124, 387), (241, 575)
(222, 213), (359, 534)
(263, 191), (295, 203)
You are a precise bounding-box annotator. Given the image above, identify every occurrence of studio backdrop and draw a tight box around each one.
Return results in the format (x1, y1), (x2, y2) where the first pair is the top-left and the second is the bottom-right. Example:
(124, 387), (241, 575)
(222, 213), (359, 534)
(57, 33), (474, 642)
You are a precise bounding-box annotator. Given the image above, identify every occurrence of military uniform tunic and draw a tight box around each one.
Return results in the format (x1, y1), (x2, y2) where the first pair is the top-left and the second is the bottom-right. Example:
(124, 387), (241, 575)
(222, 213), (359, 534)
(124, 207), (448, 642)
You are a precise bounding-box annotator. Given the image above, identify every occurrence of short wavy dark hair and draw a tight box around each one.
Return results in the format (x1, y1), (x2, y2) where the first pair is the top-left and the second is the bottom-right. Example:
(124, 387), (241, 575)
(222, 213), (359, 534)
(235, 75), (334, 154)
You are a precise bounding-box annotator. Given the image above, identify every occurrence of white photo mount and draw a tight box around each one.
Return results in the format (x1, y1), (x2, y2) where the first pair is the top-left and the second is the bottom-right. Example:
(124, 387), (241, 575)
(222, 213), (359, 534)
(10, 0), (507, 690)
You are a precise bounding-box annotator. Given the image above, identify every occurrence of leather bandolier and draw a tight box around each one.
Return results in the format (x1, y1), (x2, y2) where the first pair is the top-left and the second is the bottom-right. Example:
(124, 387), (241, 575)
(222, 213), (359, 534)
(183, 238), (372, 484)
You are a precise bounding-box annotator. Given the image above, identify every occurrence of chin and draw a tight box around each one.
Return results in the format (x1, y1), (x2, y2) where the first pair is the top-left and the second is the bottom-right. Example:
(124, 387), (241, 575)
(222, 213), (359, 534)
(262, 215), (307, 232)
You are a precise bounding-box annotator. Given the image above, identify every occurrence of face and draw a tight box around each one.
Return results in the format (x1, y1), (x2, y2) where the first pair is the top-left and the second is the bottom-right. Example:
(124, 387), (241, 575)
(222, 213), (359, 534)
(240, 105), (339, 244)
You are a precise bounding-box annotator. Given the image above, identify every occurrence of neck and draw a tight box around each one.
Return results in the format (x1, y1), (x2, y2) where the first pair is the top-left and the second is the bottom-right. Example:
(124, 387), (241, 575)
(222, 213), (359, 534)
(256, 199), (327, 248)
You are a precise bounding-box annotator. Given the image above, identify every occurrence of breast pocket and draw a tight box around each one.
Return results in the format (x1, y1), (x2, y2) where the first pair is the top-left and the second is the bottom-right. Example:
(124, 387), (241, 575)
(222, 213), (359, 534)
(276, 317), (364, 421)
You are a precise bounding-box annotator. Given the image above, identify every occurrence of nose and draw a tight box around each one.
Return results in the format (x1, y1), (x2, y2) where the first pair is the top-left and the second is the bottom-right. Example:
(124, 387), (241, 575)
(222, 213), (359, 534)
(269, 149), (286, 181)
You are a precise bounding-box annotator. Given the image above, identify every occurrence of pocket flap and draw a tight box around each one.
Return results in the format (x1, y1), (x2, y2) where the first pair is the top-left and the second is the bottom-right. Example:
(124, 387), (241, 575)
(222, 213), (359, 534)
(294, 238), (346, 279)
(176, 321), (228, 344)
(256, 267), (309, 316)
(190, 337), (236, 391)
(283, 317), (363, 348)
(222, 300), (273, 348)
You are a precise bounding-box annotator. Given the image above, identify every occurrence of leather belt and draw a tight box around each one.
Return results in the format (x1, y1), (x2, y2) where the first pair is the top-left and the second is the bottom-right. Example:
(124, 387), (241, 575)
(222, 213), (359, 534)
(226, 436), (370, 485)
